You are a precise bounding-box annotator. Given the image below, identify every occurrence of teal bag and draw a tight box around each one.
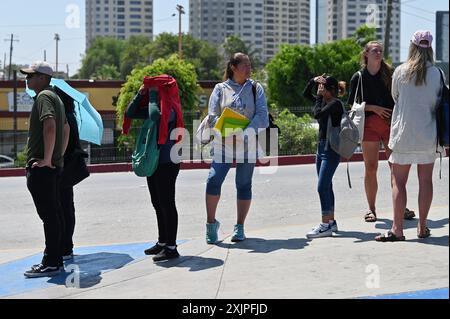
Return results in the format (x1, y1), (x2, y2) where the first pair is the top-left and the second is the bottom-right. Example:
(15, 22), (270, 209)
(132, 94), (161, 177)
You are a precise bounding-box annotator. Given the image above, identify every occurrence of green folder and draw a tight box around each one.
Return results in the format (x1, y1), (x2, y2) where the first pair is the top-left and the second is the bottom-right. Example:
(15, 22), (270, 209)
(221, 117), (250, 137)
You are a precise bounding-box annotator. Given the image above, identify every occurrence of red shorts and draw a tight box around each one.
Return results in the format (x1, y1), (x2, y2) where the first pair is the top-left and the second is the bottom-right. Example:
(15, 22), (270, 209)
(363, 115), (391, 142)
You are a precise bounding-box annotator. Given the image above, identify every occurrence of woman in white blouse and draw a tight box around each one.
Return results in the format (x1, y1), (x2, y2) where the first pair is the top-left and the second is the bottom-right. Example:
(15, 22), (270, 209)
(376, 30), (444, 242)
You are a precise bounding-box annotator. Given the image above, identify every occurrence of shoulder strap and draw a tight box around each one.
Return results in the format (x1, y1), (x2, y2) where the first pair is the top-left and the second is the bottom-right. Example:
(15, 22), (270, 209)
(252, 81), (257, 105)
(354, 71), (364, 104)
(438, 68), (447, 86)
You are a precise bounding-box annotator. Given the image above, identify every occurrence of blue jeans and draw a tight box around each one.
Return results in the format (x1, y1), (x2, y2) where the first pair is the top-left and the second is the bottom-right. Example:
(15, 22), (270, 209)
(206, 161), (255, 200)
(316, 140), (341, 216)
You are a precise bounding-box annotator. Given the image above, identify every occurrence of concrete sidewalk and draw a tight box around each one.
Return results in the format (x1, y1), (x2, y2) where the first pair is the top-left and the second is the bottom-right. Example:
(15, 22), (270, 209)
(2, 206), (448, 299)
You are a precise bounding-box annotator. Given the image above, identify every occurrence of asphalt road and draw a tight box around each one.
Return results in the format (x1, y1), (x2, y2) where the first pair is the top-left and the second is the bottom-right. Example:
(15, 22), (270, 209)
(0, 159), (448, 252)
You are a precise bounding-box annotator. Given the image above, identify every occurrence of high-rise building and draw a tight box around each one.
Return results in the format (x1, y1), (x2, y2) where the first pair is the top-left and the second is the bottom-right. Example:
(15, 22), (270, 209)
(316, 0), (328, 44)
(323, 0), (401, 62)
(436, 11), (449, 62)
(86, 0), (153, 48)
(189, 0), (310, 63)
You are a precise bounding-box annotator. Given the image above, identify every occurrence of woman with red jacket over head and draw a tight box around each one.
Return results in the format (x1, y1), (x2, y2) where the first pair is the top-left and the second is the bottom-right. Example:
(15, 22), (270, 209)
(123, 75), (185, 262)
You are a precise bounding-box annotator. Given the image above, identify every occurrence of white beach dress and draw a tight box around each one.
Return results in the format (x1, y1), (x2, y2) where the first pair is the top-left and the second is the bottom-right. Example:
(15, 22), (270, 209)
(388, 62), (445, 164)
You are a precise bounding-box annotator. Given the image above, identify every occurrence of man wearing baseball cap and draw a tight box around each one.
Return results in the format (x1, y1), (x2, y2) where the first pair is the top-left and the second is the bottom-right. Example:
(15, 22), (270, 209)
(20, 61), (70, 277)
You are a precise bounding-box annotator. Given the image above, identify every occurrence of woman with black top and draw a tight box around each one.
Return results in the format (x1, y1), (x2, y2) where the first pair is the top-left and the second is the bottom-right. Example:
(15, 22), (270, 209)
(303, 75), (345, 239)
(348, 41), (415, 223)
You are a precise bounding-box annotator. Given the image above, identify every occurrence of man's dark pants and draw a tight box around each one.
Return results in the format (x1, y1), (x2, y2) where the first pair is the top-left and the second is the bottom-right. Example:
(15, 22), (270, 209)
(26, 165), (63, 267)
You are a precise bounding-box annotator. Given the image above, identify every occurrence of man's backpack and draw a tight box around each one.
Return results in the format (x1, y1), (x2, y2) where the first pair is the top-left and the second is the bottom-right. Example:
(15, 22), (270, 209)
(436, 68), (449, 147)
(132, 98), (160, 177)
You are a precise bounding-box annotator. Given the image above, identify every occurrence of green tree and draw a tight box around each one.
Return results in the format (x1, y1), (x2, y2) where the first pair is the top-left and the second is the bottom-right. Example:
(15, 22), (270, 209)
(116, 54), (200, 148)
(146, 33), (222, 80)
(266, 39), (361, 111)
(223, 35), (262, 69)
(93, 64), (121, 80)
(79, 37), (125, 79)
(353, 25), (377, 47)
(120, 35), (152, 79)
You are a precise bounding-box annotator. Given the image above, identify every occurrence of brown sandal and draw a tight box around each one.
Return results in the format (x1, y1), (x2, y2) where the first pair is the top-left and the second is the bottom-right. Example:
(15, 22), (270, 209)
(364, 211), (377, 223)
(404, 208), (416, 220)
(418, 227), (431, 239)
(375, 231), (406, 242)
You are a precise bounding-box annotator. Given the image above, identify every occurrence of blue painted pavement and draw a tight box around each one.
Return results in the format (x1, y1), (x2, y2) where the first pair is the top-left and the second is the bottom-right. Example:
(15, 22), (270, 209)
(363, 288), (449, 299)
(0, 241), (187, 298)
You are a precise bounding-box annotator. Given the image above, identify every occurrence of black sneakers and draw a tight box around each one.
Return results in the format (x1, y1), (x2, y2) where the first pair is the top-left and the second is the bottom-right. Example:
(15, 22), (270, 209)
(152, 247), (180, 262)
(144, 243), (165, 255)
(24, 263), (64, 278)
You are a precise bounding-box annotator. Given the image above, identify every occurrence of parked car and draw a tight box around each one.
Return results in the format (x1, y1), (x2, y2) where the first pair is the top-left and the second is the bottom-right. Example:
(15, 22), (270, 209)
(0, 155), (15, 168)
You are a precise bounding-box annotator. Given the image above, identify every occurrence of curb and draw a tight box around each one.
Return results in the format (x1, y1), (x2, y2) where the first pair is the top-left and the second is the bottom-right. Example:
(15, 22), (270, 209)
(1, 150), (447, 178)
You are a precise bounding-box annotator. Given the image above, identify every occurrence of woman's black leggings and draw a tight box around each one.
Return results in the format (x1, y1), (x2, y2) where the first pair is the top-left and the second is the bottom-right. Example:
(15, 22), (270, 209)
(146, 162), (180, 246)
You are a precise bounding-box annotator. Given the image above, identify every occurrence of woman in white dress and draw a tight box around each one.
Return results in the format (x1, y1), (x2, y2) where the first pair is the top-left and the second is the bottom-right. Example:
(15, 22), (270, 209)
(376, 30), (444, 242)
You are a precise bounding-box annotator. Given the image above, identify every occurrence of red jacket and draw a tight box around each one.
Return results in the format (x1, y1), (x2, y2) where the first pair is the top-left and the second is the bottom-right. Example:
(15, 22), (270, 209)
(122, 75), (185, 144)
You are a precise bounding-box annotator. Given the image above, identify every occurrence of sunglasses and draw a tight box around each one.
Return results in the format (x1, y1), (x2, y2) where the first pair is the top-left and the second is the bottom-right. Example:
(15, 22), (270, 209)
(369, 48), (383, 54)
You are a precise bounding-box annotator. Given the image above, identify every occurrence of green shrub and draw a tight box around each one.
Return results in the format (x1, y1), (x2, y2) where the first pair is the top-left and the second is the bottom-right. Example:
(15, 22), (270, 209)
(116, 54), (200, 149)
(274, 109), (318, 155)
(15, 148), (27, 168)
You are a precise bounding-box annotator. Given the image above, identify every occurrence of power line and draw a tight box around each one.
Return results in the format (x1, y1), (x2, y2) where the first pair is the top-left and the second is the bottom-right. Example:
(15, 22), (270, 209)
(0, 23), (64, 28)
(401, 8), (449, 27)
(402, 3), (440, 16)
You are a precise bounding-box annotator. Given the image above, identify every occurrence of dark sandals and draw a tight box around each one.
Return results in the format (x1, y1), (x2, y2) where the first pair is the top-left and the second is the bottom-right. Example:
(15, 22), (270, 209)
(364, 211), (377, 222)
(404, 208), (416, 220)
(418, 227), (431, 239)
(365, 208), (415, 223)
(375, 231), (406, 242)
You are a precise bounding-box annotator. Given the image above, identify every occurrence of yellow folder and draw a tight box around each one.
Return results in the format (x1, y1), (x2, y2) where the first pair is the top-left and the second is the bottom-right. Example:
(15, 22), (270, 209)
(214, 107), (250, 137)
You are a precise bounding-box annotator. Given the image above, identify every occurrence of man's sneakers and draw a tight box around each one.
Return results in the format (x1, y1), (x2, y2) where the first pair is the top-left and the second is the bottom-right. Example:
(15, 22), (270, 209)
(231, 224), (246, 242)
(306, 223), (333, 239)
(153, 247), (180, 262)
(206, 220), (221, 244)
(63, 252), (74, 261)
(24, 263), (64, 278)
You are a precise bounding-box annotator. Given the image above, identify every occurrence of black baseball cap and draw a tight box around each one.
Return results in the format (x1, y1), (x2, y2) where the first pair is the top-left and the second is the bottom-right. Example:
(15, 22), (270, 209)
(323, 76), (338, 92)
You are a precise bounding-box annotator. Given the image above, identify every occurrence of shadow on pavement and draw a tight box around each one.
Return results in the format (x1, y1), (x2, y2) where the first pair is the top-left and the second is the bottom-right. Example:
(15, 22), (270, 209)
(375, 218), (449, 231)
(332, 231), (381, 243)
(47, 252), (134, 288)
(216, 237), (310, 253)
(154, 256), (224, 272)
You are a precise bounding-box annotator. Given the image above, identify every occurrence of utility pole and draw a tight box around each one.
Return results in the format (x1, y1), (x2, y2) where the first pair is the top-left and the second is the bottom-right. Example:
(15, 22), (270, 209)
(54, 33), (60, 76)
(13, 70), (18, 158)
(44, 50), (47, 61)
(2, 53), (6, 80)
(4, 34), (19, 80)
(384, 0), (393, 60)
(175, 4), (185, 59)
(66, 64), (69, 79)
